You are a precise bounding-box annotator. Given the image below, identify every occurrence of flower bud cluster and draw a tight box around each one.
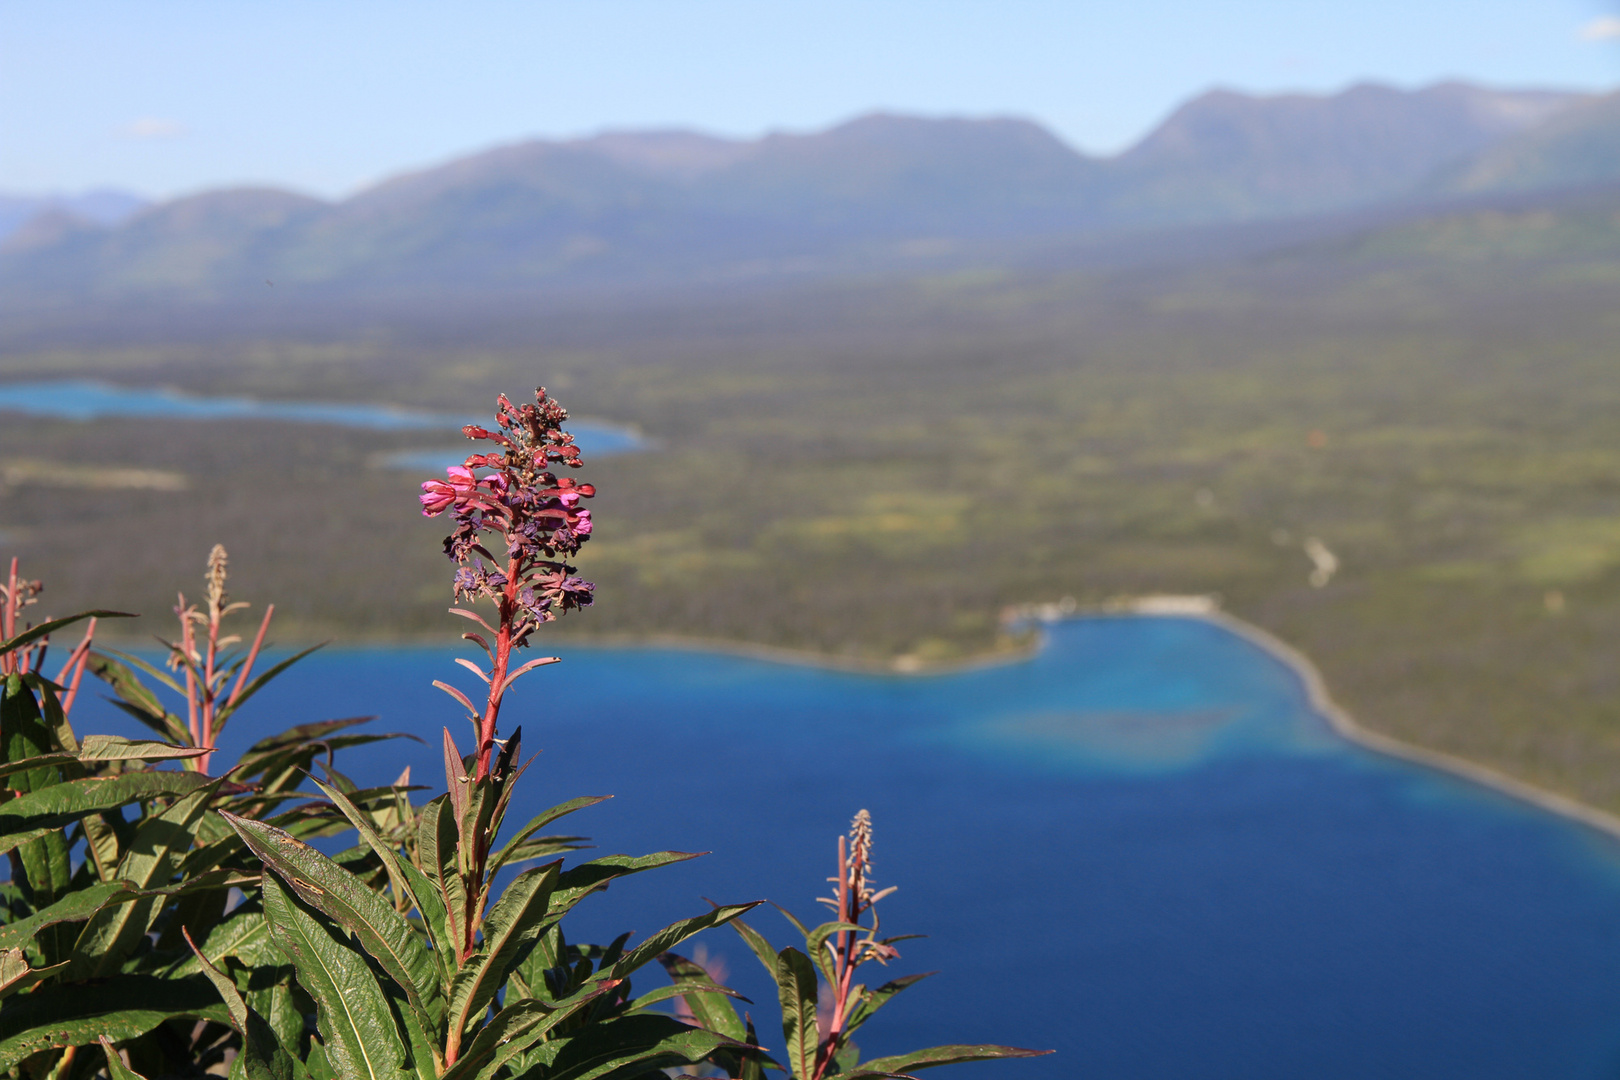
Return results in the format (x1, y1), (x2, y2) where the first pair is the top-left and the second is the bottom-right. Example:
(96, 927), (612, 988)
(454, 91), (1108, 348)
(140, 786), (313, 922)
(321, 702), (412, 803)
(420, 388), (596, 648)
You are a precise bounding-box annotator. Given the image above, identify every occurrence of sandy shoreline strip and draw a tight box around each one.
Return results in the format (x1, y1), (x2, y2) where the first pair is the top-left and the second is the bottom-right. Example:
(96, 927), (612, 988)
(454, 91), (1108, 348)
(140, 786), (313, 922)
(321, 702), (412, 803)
(1196, 607), (1620, 844)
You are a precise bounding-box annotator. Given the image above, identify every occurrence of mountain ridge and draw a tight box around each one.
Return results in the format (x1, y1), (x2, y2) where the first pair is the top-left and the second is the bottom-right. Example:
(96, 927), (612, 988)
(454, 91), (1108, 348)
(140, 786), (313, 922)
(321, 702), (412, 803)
(2, 80), (1611, 301)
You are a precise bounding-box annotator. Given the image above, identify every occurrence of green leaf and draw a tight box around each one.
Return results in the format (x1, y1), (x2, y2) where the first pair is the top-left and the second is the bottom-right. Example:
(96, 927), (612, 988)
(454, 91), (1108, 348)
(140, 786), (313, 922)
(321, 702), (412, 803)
(248, 734), (412, 796)
(626, 979), (750, 1015)
(0, 975), (231, 1071)
(214, 643), (325, 728)
(0, 736), (205, 783)
(442, 727), (469, 827)
(0, 610), (131, 659)
(447, 862), (561, 1043)
(222, 811), (442, 1033)
(606, 903), (762, 984)
(0, 947), (64, 998)
(849, 1044), (1055, 1077)
(486, 794), (609, 879)
(94, 648), (186, 696)
(534, 1014), (747, 1080)
(775, 947), (820, 1080)
(805, 920), (865, 988)
(2, 671), (61, 792)
(656, 952), (747, 1041)
(0, 750), (77, 782)
(259, 872), (407, 1080)
(99, 1035), (154, 1080)
(488, 835), (591, 867)
(69, 779), (221, 978)
(0, 879), (137, 951)
(86, 651), (189, 743)
(843, 973), (937, 1038)
(187, 930), (298, 1080)
(728, 915), (782, 980)
(164, 902), (281, 975)
(548, 851), (702, 920)
(235, 716), (374, 773)
(418, 795), (466, 957)
(0, 770), (213, 852)
(80, 734), (211, 762)
(438, 980), (622, 1080)
(307, 777), (419, 932)
(397, 858), (453, 987)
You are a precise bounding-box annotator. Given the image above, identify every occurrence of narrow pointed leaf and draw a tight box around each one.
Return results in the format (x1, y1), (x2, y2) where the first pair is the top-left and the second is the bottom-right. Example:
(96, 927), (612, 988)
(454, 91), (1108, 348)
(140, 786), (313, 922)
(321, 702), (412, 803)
(0, 948), (63, 998)
(539, 1014), (749, 1080)
(0, 975), (231, 1070)
(486, 795), (608, 878)
(70, 779), (221, 978)
(0, 610), (130, 658)
(844, 973), (938, 1038)
(94, 648), (187, 696)
(627, 979), (750, 1014)
(233, 715), (375, 777)
(447, 863), (560, 1041)
(775, 947), (819, 1080)
(728, 915), (781, 980)
(657, 952), (747, 1041)
(549, 851), (702, 919)
(850, 1045), (1054, 1076)
(86, 651), (189, 743)
(0, 771), (213, 852)
(186, 928), (297, 1080)
(259, 873), (407, 1080)
(80, 734), (211, 761)
(307, 776), (418, 923)
(442, 728), (469, 826)
(214, 643), (324, 722)
(0, 879), (137, 950)
(437, 980), (622, 1080)
(805, 920), (865, 987)
(419, 795), (466, 957)
(165, 902), (281, 975)
(99, 1036), (154, 1080)
(222, 811), (442, 1029)
(606, 902), (762, 983)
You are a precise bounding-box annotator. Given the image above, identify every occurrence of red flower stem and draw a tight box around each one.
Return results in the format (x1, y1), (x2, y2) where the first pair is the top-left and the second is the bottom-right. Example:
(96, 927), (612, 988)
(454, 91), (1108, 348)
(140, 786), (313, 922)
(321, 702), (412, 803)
(56, 618), (96, 717)
(476, 554), (522, 781)
(202, 606), (220, 755)
(2, 557), (16, 675)
(816, 837), (857, 1080)
(178, 595), (201, 750)
(4, 557), (15, 638)
(225, 605), (274, 711)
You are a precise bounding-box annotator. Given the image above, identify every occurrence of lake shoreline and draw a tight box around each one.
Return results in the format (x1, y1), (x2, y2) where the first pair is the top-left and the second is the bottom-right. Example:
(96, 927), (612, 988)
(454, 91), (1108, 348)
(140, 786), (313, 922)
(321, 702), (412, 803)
(89, 606), (1620, 843)
(1199, 609), (1620, 844)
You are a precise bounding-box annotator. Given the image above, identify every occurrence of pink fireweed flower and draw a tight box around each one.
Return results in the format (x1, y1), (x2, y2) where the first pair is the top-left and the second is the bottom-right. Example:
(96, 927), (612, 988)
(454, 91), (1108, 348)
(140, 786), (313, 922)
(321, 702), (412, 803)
(424, 387), (597, 780)
(420, 466), (509, 517)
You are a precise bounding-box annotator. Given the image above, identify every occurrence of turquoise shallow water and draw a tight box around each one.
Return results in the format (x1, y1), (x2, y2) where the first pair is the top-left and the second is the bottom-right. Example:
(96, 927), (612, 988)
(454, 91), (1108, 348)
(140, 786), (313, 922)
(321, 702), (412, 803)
(74, 617), (1620, 1078)
(0, 379), (645, 457)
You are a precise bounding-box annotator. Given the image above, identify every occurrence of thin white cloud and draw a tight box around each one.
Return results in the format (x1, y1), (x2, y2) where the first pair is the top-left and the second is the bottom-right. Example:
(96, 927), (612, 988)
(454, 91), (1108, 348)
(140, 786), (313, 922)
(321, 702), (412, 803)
(1579, 15), (1620, 40)
(121, 117), (187, 140)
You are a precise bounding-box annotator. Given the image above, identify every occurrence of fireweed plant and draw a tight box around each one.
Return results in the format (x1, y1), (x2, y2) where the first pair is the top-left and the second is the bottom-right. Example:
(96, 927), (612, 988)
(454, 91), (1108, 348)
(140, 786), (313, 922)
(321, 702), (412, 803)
(0, 388), (1046, 1080)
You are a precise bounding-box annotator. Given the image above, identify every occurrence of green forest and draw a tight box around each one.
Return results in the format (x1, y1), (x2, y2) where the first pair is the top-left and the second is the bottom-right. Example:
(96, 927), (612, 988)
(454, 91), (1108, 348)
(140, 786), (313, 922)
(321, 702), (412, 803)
(4, 198), (1620, 814)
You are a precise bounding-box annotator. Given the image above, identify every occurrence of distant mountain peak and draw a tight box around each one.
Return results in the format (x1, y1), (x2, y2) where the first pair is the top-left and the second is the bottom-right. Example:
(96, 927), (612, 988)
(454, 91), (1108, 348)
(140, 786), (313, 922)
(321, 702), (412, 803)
(576, 130), (751, 179)
(4, 81), (1612, 302)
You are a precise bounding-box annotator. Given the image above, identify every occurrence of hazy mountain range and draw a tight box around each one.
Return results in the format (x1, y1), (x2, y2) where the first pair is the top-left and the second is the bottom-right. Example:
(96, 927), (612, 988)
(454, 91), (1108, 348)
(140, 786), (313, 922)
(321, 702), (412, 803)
(3, 80), (1616, 302)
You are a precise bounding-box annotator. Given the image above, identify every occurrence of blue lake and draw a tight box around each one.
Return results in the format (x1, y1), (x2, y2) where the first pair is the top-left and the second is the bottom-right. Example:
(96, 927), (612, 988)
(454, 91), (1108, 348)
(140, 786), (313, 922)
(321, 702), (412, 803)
(73, 617), (1620, 1078)
(0, 379), (646, 459)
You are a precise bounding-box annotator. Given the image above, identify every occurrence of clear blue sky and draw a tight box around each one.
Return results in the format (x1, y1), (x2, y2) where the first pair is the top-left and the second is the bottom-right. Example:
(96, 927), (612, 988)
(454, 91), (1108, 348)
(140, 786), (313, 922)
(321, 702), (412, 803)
(2, 0), (1617, 199)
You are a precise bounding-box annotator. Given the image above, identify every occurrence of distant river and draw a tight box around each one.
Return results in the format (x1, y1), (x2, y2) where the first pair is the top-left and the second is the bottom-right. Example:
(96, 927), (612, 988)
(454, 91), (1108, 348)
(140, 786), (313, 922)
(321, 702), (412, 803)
(0, 379), (646, 459)
(73, 617), (1620, 1079)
